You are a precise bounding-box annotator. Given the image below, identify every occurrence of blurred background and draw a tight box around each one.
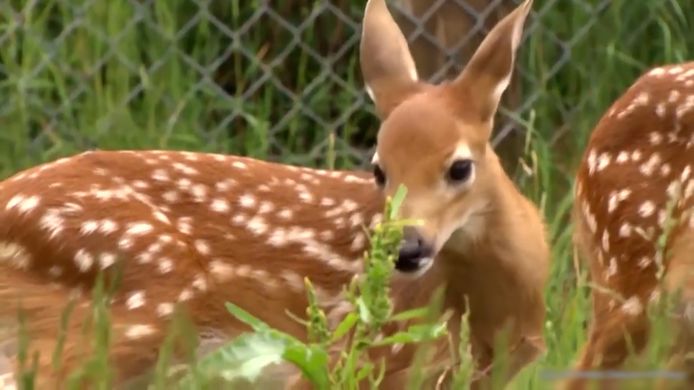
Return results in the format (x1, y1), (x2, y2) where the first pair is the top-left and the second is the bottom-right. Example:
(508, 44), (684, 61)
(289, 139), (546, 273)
(0, 0), (692, 383)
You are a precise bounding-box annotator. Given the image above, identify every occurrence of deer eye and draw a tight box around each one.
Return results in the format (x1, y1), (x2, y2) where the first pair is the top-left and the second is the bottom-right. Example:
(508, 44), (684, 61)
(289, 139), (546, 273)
(373, 164), (386, 187)
(447, 159), (474, 183)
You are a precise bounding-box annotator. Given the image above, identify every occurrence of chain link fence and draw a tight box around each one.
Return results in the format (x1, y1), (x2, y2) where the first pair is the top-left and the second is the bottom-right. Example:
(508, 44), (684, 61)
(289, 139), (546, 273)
(0, 0), (692, 177)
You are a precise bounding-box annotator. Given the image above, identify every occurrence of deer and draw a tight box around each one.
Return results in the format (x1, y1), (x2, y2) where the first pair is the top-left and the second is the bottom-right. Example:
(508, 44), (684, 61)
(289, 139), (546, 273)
(566, 62), (694, 390)
(0, 0), (548, 388)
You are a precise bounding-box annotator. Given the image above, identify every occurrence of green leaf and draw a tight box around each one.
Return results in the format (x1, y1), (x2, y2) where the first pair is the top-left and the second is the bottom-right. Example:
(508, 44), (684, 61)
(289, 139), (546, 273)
(283, 344), (331, 389)
(225, 302), (270, 332)
(331, 312), (359, 342)
(178, 331), (330, 389)
(356, 297), (372, 324)
(372, 323), (448, 347)
(388, 184), (408, 220)
(355, 362), (374, 382)
(389, 306), (430, 322)
(179, 332), (287, 386)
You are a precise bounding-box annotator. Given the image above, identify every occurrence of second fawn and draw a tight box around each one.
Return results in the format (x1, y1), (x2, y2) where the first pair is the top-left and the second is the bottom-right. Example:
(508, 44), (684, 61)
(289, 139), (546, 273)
(0, 0), (548, 388)
(568, 62), (694, 389)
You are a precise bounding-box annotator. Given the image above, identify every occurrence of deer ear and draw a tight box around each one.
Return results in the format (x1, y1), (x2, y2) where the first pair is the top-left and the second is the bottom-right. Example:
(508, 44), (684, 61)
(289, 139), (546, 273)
(360, 0), (420, 119)
(452, 0), (533, 125)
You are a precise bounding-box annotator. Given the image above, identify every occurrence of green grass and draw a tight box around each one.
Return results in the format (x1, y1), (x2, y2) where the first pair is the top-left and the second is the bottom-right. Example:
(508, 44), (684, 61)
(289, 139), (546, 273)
(1, 0), (693, 388)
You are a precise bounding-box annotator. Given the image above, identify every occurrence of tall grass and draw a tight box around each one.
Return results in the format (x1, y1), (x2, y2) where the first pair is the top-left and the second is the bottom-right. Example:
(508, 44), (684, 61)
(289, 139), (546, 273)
(1, 0), (693, 388)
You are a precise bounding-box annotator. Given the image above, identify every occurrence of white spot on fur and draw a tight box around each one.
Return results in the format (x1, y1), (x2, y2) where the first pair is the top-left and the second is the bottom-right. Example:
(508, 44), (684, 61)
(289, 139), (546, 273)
(597, 153), (611, 172)
(157, 303), (174, 317)
(239, 194), (256, 208)
(209, 260), (235, 281)
(616, 151), (629, 164)
(162, 190), (180, 203)
(99, 252), (117, 269)
(268, 228), (288, 247)
(190, 184), (208, 202)
(231, 213), (248, 226)
(621, 297), (643, 316)
(152, 211), (170, 225)
(124, 324), (156, 339)
(669, 90), (681, 103)
(649, 132), (663, 145)
(0, 241), (31, 270)
(126, 291), (146, 310)
(601, 230), (610, 252)
(10, 195), (41, 215)
(74, 249), (94, 272)
(5, 194), (25, 211)
(258, 201), (274, 214)
(683, 166), (692, 182)
(178, 289), (193, 302)
(639, 153), (661, 176)
(320, 198), (336, 207)
(581, 201), (598, 234)
(587, 150), (597, 175)
(351, 232), (367, 252)
(192, 274), (207, 291)
(132, 180), (149, 189)
(247, 216), (269, 235)
(194, 240), (211, 255)
(118, 236), (134, 251)
(278, 208), (293, 220)
(660, 163), (671, 177)
(215, 179), (236, 192)
(126, 222), (154, 236)
(655, 103), (667, 118)
(631, 150), (642, 162)
(158, 258), (173, 274)
(649, 67), (666, 77)
(619, 223), (632, 238)
(152, 169), (170, 182)
(80, 220), (100, 235)
(319, 230), (335, 241)
(172, 162), (199, 176)
(638, 256), (652, 269)
(39, 208), (65, 239)
(349, 213), (365, 228)
(232, 161), (247, 169)
(606, 257), (618, 279)
(280, 271), (305, 292)
(176, 217), (193, 235)
(638, 201), (656, 218)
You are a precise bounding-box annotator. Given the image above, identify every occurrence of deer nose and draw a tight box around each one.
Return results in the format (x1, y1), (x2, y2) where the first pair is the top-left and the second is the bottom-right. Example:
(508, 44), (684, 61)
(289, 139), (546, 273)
(395, 226), (434, 273)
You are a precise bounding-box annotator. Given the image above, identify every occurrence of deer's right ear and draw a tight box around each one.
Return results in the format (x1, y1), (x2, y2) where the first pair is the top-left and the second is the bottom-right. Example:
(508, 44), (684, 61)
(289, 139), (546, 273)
(360, 0), (420, 119)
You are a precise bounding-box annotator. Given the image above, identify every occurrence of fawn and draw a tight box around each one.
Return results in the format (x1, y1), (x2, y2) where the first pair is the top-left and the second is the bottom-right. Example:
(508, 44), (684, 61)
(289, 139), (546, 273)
(568, 62), (694, 389)
(0, 0), (548, 388)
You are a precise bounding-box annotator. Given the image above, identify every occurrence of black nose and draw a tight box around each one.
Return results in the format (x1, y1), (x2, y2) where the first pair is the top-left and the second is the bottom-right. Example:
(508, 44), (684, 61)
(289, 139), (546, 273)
(395, 226), (434, 273)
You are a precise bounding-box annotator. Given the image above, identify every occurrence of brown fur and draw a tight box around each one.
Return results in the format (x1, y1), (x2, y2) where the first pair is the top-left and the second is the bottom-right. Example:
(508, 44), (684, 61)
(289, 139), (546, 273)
(566, 62), (694, 389)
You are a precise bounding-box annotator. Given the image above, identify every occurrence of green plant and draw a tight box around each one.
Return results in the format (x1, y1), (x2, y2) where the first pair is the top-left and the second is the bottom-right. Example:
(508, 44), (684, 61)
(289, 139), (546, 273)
(174, 185), (449, 389)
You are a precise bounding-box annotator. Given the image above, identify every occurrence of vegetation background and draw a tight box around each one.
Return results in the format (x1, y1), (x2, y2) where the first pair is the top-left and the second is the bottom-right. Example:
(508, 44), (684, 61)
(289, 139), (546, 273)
(0, 0), (693, 388)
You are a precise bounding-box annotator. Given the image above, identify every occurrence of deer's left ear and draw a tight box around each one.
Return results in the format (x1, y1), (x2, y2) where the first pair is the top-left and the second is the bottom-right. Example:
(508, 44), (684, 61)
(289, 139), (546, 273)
(452, 0), (533, 126)
(360, 0), (420, 120)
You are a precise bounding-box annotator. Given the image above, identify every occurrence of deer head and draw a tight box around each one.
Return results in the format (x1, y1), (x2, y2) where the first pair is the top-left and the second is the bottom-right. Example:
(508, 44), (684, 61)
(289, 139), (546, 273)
(360, 0), (533, 273)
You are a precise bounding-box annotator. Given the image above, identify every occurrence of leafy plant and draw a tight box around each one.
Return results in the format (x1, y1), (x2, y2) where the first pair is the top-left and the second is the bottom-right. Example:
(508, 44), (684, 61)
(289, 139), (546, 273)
(178, 185), (449, 389)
